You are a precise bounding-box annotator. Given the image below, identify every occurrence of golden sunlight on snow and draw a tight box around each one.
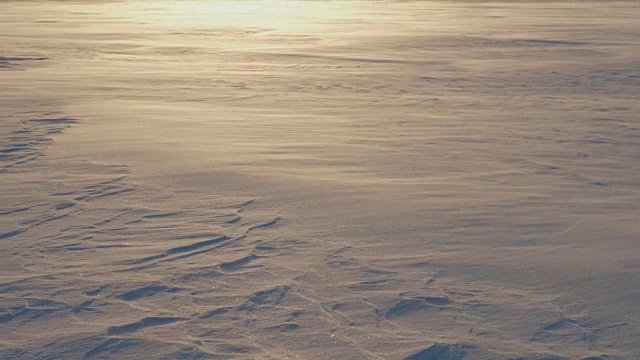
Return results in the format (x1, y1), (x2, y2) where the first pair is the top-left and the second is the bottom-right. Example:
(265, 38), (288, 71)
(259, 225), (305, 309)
(2, 1), (639, 359)
(119, 0), (357, 29)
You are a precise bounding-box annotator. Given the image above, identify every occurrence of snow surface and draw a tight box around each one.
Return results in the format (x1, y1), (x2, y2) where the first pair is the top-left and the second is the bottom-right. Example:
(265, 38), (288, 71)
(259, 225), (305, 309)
(1, 1), (639, 359)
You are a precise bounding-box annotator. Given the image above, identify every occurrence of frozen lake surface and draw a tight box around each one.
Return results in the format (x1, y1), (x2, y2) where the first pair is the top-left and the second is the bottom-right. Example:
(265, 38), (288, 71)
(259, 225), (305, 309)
(1, 1), (639, 359)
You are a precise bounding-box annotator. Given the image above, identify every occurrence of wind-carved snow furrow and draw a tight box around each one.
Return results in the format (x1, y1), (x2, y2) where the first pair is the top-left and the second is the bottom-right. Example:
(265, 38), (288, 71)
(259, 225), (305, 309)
(0, 56), (48, 70)
(0, 229), (21, 239)
(1, 111), (288, 359)
(315, 245), (628, 360)
(106, 317), (186, 335)
(403, 343), (472, 360)
(247, 216), (281, 232)
(115, 285), (181, 302)
(219, 254), (262, 273)
(126, 235), (231, 265)
(0, 116), (77, 172)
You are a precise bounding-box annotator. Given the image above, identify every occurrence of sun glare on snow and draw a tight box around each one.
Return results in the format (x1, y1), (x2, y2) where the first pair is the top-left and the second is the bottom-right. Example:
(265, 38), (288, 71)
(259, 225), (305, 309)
(151, 0), (353, 29)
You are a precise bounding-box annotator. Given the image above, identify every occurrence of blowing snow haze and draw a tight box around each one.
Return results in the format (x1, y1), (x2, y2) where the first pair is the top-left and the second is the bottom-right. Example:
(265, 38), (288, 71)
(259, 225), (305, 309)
(1, 1), (639, 359)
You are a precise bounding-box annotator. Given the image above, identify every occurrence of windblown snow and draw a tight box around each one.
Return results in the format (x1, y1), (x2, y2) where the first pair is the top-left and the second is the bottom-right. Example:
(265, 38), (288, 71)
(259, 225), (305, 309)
(1, 1), (639, 359)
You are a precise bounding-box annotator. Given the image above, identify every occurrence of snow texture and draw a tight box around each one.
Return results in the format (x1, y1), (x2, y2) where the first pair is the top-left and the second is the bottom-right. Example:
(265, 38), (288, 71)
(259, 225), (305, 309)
(1, 1), (639, 359)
